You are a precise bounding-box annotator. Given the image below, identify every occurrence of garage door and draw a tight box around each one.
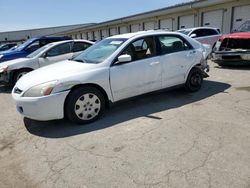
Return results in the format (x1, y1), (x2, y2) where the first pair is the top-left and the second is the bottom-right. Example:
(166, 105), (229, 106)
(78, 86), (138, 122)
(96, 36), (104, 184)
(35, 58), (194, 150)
(159, 18), (173, 30)
(101, 29), (108, 39)
(119, 26), (128, 34)
(203, 9), (223, 31)
(87, 32), (93, 40)
(144, 21), (155, 30)
(110, 27), (118, 36)
(232, 5), (250, 31)
(130, 24), (140, 32)
(81, 33), (87, 40)
(179, 15), (195, 29)
(94, 31), (100, 41)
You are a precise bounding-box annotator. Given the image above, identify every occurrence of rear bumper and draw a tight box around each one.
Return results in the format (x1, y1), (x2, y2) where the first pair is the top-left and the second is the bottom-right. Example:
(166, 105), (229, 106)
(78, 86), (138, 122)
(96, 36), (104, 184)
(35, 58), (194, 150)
(212, 50), (250, 65)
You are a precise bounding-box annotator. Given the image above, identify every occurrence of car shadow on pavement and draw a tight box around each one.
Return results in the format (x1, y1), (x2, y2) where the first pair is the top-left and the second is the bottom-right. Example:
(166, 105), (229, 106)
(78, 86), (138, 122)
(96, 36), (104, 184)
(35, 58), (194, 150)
(24, 80), (231, 138)
(0, 85), (12, 93)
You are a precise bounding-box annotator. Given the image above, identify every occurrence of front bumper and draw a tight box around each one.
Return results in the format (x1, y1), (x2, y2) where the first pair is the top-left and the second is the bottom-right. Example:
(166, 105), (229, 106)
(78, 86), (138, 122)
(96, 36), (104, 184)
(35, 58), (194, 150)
(0, 72), (9, 84)
(12, 90), (70, 121)
(212, 50), (250, 65)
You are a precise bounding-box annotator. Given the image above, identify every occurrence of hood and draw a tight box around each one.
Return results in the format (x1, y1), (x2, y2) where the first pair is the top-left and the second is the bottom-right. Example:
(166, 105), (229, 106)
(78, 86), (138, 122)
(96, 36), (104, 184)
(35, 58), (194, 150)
(220, 32), (250, 40)
(0, 58), (31, 70)
(0, 49), (22, 56)
(15, 60), (99, 91)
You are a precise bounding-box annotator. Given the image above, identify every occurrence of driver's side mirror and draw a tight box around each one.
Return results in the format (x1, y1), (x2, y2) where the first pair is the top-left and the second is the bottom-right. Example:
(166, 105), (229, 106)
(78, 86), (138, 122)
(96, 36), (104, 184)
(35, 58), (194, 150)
(41, 52), (48, 58)
(117, 54), (132, 64)
(190, 33), (197, 38)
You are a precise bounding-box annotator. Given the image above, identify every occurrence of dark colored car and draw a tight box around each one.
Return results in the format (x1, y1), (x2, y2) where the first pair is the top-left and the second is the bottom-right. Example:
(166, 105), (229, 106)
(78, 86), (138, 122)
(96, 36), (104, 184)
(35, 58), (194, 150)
(0, 36), (72, 63)
(0, 43), (17, 52)
(212, 20), (250, 66)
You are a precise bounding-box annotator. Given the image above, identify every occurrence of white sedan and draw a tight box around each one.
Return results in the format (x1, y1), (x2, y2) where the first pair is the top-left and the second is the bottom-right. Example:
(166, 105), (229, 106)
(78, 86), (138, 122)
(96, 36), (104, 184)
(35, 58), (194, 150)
(0, 40), (94, 85)
(177, 27), (221, 47)
(12, 31), (209, 124)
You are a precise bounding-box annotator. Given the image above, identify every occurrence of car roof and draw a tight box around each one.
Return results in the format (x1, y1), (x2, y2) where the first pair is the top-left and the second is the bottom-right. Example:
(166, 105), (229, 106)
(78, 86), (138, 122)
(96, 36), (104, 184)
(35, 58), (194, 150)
(46, 39), (94, 46)
(108, 30), (183, 39)
(178, 27), (219, 31)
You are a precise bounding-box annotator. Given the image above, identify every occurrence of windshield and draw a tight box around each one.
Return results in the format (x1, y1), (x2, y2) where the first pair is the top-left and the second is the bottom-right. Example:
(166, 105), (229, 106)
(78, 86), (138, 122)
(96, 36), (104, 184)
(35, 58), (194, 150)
(27, 43), (53, 58)
(73, 38), (127, 64)
(177, 29), (192, 35)
(236, 21), (250, 32)
(15, 38), (36, 51)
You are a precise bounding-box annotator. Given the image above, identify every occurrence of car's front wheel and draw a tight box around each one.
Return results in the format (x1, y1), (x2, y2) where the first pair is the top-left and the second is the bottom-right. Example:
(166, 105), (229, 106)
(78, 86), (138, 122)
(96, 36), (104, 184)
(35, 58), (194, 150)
(65, 86), (105, 124)
(185, 67), (203, 92)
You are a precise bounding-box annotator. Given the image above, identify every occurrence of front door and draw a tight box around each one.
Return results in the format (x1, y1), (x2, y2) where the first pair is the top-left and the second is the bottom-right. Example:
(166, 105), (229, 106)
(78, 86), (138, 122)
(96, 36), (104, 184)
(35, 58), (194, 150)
(38, 42), (72, 67)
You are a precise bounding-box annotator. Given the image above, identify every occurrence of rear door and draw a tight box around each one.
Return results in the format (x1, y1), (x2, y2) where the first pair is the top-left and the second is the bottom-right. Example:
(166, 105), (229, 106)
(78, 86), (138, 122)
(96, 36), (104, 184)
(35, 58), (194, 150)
(157, 35), (196, 88)
(38, 42), (72, 67)
(110, 36), (161, 101)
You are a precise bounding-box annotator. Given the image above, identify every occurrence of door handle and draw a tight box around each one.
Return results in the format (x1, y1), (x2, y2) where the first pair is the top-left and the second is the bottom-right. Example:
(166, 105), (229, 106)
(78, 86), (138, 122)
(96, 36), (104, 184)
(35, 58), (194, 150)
(150, 62), (160, 66)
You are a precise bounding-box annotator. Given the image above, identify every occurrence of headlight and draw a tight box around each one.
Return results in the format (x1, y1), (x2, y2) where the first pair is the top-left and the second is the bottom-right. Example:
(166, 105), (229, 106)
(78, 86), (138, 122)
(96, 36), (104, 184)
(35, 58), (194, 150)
(23, 80), (58, 97)
(0, 65), (8, 73)
(0, 55), (3, 59)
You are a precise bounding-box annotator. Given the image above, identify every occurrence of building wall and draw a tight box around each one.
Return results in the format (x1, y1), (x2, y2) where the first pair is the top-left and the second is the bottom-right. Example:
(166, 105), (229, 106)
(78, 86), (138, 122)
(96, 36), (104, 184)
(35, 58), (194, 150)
(1, 0), (249, 43)
(64, 0), (250, 40)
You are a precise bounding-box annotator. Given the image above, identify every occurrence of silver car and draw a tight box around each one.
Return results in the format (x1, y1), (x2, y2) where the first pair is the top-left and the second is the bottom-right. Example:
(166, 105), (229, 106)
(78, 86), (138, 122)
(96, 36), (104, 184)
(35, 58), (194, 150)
(0, 40), (94, 85)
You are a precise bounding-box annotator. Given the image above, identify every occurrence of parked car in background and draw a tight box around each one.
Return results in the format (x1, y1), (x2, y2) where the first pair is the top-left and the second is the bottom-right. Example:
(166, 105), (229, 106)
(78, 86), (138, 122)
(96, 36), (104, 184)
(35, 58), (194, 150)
(0, 40), (94, 85)
(0, 36), (72, 63)
(0, 43), (17, 52)
(212, 20), (250, 66)
(12, 30), (209, 124)
(177, 27), (221, 47)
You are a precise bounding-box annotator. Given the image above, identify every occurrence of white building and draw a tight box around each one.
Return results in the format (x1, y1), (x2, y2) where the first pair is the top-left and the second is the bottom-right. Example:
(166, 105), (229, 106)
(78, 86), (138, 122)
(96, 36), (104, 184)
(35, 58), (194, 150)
(1, 0), (249, 43)
(60, 0), (250, 41)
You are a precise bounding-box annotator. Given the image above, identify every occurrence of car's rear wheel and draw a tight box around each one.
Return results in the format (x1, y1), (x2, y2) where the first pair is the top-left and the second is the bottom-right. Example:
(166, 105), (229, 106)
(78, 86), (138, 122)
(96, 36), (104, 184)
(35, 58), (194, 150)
(185, 67), (203, 92)
(65, 86), (105, 124)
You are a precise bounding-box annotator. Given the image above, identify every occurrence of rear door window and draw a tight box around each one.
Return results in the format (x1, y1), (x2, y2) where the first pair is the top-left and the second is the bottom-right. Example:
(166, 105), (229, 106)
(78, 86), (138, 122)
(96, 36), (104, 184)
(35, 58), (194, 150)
(157, 35), (192, 55)
(72, 42), (92, 52)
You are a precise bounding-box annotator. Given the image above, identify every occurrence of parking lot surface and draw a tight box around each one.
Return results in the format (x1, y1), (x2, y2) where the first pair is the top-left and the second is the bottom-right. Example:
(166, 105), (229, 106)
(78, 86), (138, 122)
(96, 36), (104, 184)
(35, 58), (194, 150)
(0, 61), (250, 188)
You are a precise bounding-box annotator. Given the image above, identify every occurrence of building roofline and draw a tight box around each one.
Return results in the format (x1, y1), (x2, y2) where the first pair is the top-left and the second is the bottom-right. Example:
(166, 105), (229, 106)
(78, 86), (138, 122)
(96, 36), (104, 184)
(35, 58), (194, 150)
(0, 23), (96, 34)
(62, 0), (235, 34)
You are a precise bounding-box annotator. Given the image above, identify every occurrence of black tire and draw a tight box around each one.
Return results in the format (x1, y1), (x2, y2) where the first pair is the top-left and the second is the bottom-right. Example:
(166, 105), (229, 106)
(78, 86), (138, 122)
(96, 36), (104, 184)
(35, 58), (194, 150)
(185, 67), (203, 92)
(13, 69), (31, 84)
(65, 86), (105, 124)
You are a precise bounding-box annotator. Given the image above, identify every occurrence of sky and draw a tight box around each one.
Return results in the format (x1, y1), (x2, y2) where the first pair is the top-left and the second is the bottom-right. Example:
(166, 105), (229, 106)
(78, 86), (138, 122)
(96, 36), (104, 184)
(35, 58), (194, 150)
(0, 0), (191, 32)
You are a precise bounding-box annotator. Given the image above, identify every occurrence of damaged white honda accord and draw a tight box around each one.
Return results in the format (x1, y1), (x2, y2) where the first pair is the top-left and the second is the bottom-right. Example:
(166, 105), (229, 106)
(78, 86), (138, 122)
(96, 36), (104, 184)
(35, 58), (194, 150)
(12, 30), (210, 124)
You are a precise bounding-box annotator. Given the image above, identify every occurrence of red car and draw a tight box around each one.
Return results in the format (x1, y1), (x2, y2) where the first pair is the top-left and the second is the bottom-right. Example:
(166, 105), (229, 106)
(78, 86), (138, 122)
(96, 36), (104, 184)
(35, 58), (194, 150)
(212, 20), (250, 66)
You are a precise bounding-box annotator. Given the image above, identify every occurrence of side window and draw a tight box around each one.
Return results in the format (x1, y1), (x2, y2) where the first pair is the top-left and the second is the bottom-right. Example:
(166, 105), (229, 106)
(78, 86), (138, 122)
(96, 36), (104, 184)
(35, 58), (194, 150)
(1, 45), (9, 50)
(25, 40), (40, 52)
(203, 29), (218, 36)
(158, 35), (191, 55)
(46, 43), (71, 57)
(191, 29), (203, 38)
(121, 36), (156, 61)
(192, 29), (218, 37)
(72, 42), (91, 52)
(39, 39), (48, 47)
